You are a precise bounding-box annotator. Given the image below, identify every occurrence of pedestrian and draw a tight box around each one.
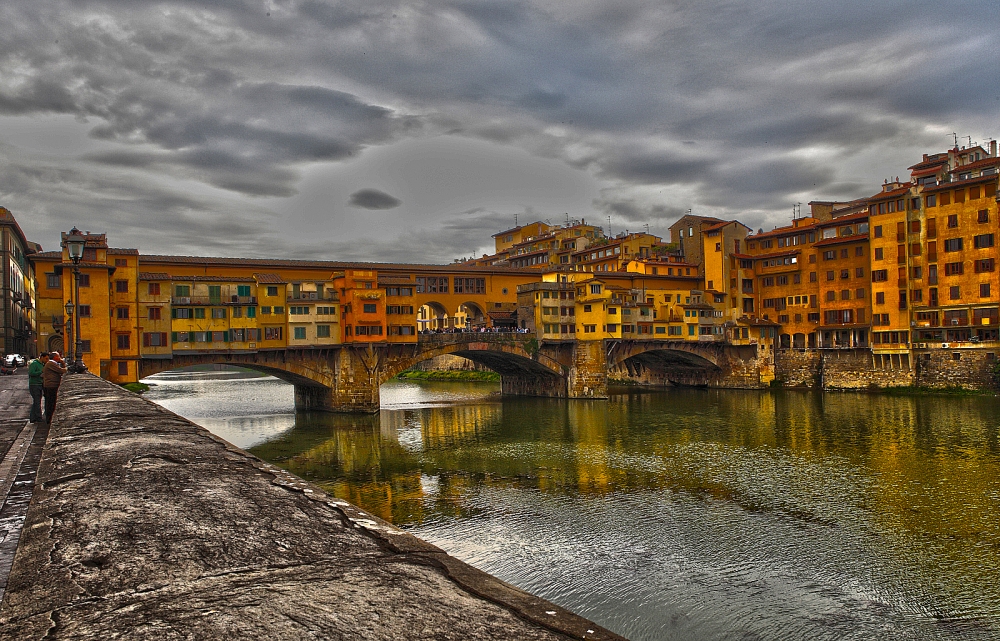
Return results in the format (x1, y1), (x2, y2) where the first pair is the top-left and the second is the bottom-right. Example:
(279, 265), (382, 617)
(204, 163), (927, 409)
(42, 351), (68, 424)
(28, 352), (49, 423)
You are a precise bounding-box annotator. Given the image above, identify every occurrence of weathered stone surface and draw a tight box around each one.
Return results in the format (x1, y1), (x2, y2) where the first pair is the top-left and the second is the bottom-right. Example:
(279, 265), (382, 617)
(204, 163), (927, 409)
(915, 347), (999, 390)
(0, 374), (623, 641)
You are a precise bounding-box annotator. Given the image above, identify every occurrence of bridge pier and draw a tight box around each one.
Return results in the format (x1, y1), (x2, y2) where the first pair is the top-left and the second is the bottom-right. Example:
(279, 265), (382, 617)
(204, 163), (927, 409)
(567, 341), (609, 399)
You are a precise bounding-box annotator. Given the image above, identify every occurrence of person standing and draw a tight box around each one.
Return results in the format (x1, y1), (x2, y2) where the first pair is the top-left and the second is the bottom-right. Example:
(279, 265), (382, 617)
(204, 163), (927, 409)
(42, 352), (68, 424)
(28, 352), (49, 423)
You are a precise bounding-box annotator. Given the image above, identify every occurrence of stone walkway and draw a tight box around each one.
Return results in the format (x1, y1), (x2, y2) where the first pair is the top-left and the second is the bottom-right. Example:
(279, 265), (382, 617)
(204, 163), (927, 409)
(0, 370), (49, 605)
(0, 375), (624, 640)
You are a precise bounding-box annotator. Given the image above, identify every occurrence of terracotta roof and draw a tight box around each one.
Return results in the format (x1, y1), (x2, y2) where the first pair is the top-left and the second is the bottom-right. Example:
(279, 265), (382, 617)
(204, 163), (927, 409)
(107, 248), (140, 255)
(819, 211), (869, 226)
(487, 310), (517, 320)
(737, 315), (779, 326)
(743, 249), (799, 260)
(30, 251), (61, 260)
(956, 156), (1000, 172)
(867, 186), (911, 201)
(170, 275), (257, 282)
(253, 273), (285, 284)
(908, 154), (949, 171)
(137, 254), (538, 274)
(377, 276), (414, 285)
(492, 225), (525, 238)
(813, 233), (868, 248)
(750, 222), (819, 240)
(138, 272), (172, 281)
(922, 173), (997, 193)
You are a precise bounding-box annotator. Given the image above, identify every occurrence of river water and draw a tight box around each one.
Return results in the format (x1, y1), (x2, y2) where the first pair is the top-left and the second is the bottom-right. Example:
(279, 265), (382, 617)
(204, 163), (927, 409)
(143, 369), (1000, 641)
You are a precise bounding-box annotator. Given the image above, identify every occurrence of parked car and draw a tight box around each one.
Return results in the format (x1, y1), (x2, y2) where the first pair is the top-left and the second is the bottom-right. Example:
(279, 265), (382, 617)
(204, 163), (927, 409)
(4, 354), (25, 367)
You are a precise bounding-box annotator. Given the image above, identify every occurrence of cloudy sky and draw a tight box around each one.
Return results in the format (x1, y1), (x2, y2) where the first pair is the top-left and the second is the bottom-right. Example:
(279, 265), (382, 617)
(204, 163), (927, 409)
(3, 1), (999, 263)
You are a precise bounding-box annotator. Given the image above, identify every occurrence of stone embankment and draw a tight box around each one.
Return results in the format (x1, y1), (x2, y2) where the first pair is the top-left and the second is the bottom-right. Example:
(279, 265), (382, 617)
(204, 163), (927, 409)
(0, 375), (623, 640)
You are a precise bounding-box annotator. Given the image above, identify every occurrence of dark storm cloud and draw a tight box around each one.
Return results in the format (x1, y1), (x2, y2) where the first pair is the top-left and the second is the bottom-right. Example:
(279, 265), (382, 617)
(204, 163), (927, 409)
(348, 188), (402, 210)
(2, 0), (1000, 258)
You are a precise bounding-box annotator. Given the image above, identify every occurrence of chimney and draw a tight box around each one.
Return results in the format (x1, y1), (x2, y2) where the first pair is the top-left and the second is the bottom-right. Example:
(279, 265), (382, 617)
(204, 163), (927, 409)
(991, 140), (997, 157)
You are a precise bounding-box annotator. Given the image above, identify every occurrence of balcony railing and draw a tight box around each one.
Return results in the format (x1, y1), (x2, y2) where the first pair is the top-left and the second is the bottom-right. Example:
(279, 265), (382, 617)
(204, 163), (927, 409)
(288, 293), (338, 302)
(171, 296), (258, 305)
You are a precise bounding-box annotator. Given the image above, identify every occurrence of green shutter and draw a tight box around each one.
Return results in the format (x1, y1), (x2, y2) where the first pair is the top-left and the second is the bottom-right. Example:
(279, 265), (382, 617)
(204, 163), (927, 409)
(171, 332), (178, 342)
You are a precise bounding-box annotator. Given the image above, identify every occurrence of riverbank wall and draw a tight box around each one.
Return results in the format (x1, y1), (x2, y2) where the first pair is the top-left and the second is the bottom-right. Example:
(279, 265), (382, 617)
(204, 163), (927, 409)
(771, 346), (998, 391)
(0, 374), (622, 640)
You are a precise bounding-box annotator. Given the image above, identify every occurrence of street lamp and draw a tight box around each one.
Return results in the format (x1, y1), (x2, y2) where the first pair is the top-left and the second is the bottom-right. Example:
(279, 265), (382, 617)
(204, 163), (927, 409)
(63, 228), (87, 374)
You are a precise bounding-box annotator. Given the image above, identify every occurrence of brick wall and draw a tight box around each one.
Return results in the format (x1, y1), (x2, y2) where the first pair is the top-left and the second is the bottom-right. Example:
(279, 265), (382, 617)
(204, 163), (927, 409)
(915, 348), (999, 390)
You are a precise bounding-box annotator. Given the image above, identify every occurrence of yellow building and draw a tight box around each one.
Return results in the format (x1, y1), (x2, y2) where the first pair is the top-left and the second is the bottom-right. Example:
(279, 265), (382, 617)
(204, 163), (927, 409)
(1, 207), (41, 357)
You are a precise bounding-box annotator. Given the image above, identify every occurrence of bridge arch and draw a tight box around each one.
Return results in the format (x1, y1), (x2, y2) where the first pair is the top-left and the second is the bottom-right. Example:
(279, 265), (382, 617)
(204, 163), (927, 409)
(457, 301), (486, 329)
(380, 338), (565, 385)
(607, 340), (726, 386)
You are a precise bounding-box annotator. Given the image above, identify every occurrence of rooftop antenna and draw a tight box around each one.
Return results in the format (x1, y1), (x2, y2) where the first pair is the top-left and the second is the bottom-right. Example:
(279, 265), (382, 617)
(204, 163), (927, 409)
(608, 215), (612, 236)
(967, 135), (974, 148)
(565, 212), (570, 226)
(514, 213), (518, 227)
(952, 133), (959, 147)
(643, 223), (649, 235)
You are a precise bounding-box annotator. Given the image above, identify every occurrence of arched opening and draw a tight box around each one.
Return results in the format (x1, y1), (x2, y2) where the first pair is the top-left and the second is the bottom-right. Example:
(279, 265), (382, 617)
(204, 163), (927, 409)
(417, 302), (451, 332)
(779, 333), (791, 349)
(457, 302), (486, 330)
(47, 335), (64, 353)
(792, 333), (806, 349)
(613, 348), (721, 387)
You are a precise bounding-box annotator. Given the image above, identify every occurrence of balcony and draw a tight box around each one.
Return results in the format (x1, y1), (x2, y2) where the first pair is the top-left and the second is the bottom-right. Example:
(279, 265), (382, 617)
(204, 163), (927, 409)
(288, 293), (337, 302)
(172, 296), (257, 306)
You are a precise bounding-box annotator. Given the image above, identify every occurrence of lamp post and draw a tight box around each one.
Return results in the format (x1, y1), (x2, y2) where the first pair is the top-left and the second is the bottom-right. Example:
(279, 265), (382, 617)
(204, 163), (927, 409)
(63, 228), (87, 374)
(64, 300), (73, 361)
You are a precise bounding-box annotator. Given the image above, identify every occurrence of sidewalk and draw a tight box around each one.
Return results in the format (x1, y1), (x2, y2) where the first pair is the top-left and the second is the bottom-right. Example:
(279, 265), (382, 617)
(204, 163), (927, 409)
(0, 375), (624, 640)
(0, 371), (31, 461)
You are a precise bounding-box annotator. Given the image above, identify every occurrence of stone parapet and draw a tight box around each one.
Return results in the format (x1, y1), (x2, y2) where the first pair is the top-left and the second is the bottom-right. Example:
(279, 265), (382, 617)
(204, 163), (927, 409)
(0, 374), (623, 641)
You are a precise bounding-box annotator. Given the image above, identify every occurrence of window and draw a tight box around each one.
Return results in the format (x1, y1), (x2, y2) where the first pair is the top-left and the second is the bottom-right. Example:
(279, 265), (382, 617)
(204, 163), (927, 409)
(290, 306), (309, 315)
(175, 285), (190, 297)
(926, 194), (936, 207)
(855, 267), (865, 278)
(294, 327), (307, 339)
(841, 290), (851, 300)
(265, 327), (283, 340)
(148, 282), (160, 296)
(840, 248), (849, 259)
(950, 286), (960, 300)
(115, 280), (128, 293)
(874, 248), (884, 260)
(910, 220), (920, 233)
(273, 306), (284, 315)
(247, 307), (256, 318)
(237, 285), (251, 296)
(363, 303), (377, 313)
(116, 307), (129, 319)
(46, 273), (60, 288)
(944, 238), (963, 252)
(974, 234), (995, 249)
(856, 288), (865, 299)
(590, 284), (601, 294)
(981, 283), (991, 298)
(317, 325), (331, 338)
(948, 214), (959, 228)
(911, 289), (922, 303)
(840, 269), (850, 280)
(267, 286), (279, 296)
(979, 209), (990, 223)
(81, 340), (92, 353)
(823, 250), (835, 260)
(79, 305), (91, 317)
(117, 361), (129, 376)
(261, 306), (271, 314)
(872, 270), (888, 282)
(945, 262), (964, 276)
(212, 308), (227, 319)
(975, 258), (995, 273)
(855, 246), (864, 257)
(148, 307), (161, 320)
(875, 292), (885, 304)
(911, 266), (922, 279)
(194, 308), (205, 319)
(874, 225), (883, 238)
(142, 332), (168, 347)
(172, 308), (191, 319)
(117, 334), (131, 349)
(826, 291), (836, 301)
(808, 272), (817, 283)
(79, 274), (90, 287)
(826, 271), (835, 281)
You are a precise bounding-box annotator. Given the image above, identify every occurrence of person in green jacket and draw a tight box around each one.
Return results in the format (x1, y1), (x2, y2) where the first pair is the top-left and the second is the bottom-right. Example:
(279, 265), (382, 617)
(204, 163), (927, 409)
(28, 352), (49, 423)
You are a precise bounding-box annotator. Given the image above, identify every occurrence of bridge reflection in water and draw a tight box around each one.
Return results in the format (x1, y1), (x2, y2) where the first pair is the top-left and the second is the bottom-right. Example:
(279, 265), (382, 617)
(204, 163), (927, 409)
(145, 371), (1000, 641)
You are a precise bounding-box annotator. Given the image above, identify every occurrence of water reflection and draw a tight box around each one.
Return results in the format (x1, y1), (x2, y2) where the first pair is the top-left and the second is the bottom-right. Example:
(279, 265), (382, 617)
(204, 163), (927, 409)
(144, 370), (1000, 641)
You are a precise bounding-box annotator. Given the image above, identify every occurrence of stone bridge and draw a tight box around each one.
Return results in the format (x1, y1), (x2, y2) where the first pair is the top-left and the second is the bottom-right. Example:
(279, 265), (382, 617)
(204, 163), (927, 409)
(139, 334), (769, 413)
